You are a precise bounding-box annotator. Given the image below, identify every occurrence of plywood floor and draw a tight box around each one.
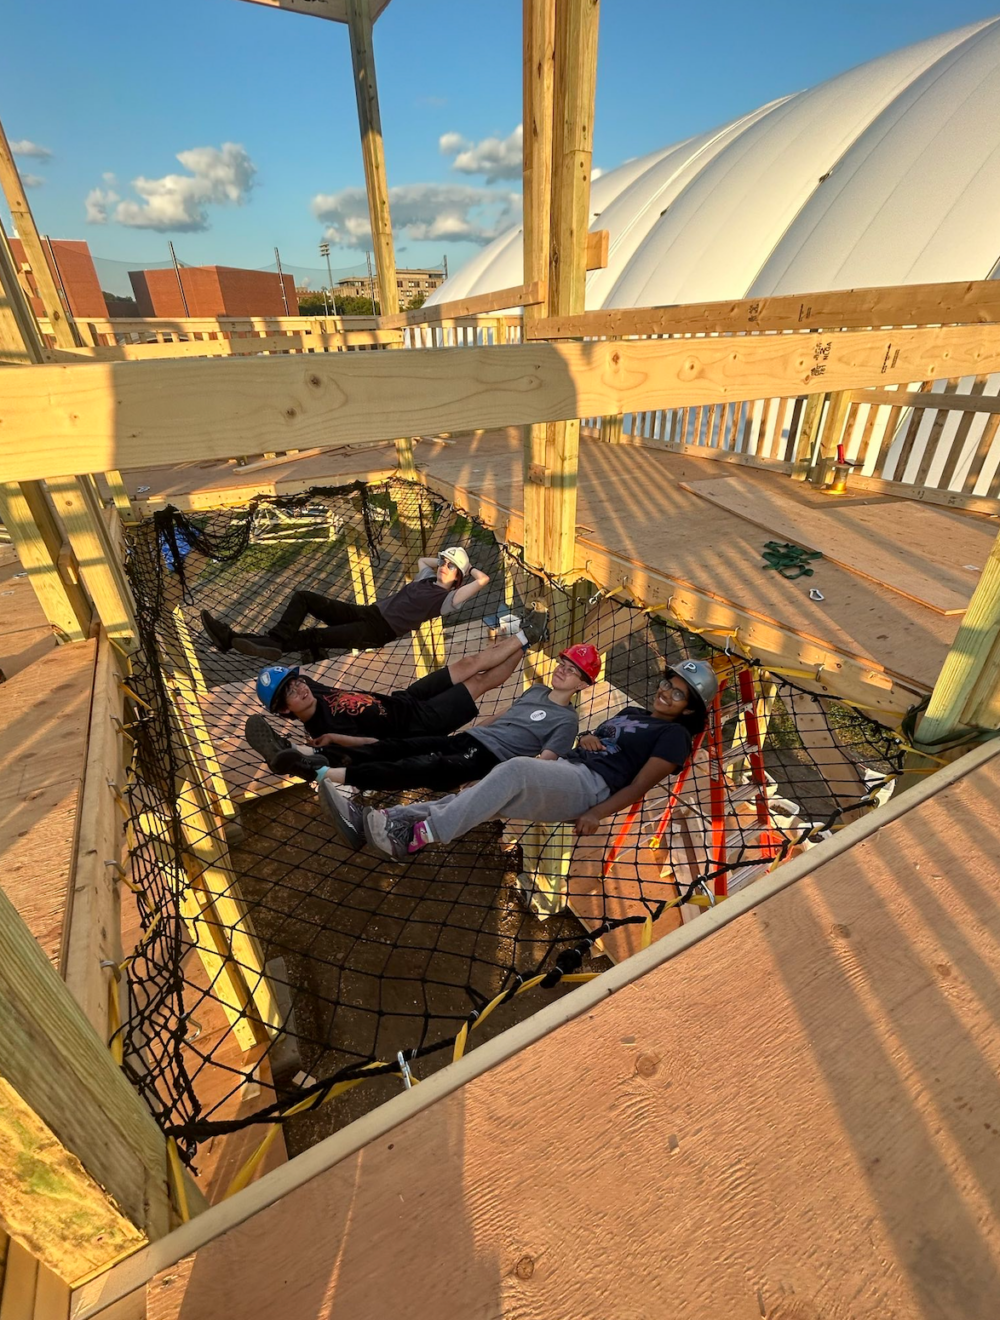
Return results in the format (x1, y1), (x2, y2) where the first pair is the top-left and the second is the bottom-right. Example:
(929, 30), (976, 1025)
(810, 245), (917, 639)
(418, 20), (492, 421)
(139, 744), (1000, 1320)
(0, 639), (95, 969)
(0, 544), (57, 680)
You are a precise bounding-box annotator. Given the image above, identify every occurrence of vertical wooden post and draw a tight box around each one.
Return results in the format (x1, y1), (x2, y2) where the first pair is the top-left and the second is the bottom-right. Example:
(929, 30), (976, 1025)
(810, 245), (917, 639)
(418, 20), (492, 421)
(601, 414), (624, 444)
(0, 884), (169, 1283)
(346, 528), (376, 606)
(0, 118), (78, 350)
(521, 0), (555, 571)
(806, 391), (851, 486)
(346, 0), (415, 478)
(918, 526), (1000, 744)
(45, 476), (137, 640)
(543, 0), (600, 579)
(396, 495), (446, 677)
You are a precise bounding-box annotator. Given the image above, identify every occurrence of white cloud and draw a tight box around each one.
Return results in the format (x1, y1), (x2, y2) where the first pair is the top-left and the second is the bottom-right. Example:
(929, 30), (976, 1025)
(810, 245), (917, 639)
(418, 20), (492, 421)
(11, 139), (52, 160)
(440, 125), (522, 182)
(312, 182), (521, 249)
(85, 186), (118, 223)
(22, 174), (44, 189)
(102, 171), (118, 186)
(85, 144), (256, 232)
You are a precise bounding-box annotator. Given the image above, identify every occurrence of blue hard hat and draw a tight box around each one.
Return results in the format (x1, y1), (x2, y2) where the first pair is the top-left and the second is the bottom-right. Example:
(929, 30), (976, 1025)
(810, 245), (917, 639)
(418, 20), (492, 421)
(256, 664), (299, 713)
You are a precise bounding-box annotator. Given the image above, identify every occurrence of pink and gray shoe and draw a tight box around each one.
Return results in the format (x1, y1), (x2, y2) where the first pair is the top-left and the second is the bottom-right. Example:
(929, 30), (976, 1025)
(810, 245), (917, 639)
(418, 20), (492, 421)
(363, 809), (432, 861)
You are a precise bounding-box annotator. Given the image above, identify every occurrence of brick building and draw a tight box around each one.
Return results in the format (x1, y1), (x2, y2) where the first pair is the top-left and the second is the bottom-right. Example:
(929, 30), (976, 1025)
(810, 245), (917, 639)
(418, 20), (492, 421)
(9, 237), (108, 319)
(128, 265), (298, 318)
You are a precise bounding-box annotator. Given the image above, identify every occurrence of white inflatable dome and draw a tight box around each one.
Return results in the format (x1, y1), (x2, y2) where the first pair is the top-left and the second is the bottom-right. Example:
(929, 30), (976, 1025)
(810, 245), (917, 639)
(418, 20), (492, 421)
(427, 15), (1000, 309)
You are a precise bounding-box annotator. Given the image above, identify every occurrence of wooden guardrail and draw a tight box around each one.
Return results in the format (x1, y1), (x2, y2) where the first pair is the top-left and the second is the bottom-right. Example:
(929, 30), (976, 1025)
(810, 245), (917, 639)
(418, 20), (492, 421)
(593, 375), (1000, 515)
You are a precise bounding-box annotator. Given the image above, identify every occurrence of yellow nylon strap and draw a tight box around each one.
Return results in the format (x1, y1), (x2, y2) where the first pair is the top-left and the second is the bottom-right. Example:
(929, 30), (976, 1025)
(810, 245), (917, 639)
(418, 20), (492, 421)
(167, 1139), (190, 1223)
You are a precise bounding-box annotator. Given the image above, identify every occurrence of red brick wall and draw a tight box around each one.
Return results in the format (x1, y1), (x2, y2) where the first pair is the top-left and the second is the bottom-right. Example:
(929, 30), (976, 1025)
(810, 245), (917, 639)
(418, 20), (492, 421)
(9, 237), (108, 318)
(127, 265), (296, 318)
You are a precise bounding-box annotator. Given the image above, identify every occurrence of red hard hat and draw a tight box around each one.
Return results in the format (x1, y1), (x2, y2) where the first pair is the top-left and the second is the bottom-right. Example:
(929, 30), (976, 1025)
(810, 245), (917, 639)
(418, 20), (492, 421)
(558, 643), (601, 684)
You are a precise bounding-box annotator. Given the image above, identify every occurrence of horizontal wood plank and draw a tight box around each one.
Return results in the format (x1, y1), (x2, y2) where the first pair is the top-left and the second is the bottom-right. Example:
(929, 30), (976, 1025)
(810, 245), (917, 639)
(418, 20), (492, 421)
(850, 387), (1000, 413)
(6, 323), (1000, 483)
(529, 278), (1000, 339)
(377, 281), (545, 329)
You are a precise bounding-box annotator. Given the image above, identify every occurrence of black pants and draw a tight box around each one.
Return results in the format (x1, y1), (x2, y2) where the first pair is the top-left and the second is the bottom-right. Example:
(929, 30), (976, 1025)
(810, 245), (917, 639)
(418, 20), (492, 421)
(269, 590), (396, 653)
(343, 731), (501, 793)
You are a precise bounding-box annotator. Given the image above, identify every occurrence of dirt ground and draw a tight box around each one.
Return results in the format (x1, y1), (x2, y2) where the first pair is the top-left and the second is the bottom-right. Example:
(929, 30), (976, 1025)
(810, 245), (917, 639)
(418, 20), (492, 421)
(230, 783), (611, 1156)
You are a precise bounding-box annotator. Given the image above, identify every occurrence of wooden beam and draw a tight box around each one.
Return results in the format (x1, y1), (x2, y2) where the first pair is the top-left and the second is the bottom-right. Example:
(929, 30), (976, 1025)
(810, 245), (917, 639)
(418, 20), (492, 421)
(61, 633), (127, 1036)
(7, 322), (1000, 486)
(0, 482), (92, 641)
(0, 882), (169, 1283)
(347, 0), (397, 319)
(585, 227), (609, 271)
(0, 121), (76, 351)
(521, 0), (556, 571)
(850, 387), (1000, 413)
(527, 277), (1000, 341)
(53, 329), (404, 360)
(0, 220), (49, 366)
(45, 477), (137, 639)
(378, 282), (545, 330)
(544, 0), (600, 577)
(919, 526), (1000, 743)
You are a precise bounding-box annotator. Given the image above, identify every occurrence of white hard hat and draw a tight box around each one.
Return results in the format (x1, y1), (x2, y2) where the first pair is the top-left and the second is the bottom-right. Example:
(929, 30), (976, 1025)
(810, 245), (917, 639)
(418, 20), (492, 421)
(666, 659), (719, 711)
(439, 546), (471, 578)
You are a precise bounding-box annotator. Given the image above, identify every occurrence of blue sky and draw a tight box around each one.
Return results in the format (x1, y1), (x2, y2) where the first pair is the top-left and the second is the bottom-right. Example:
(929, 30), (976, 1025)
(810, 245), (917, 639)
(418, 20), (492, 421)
(3, 0), (998, 291)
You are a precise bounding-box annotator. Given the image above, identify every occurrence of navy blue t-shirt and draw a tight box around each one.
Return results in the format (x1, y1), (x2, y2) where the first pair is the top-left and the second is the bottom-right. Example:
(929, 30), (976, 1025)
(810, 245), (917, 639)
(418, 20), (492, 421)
(566, 706), (692, 794)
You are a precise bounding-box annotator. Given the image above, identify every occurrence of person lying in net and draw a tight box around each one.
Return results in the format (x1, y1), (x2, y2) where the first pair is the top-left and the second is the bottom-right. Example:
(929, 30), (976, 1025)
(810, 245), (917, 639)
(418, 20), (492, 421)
(316, 644), (602, 845)
(200, 545), (490, 662)
(345, 659), (717, 861)
(244, 617), (550, 779)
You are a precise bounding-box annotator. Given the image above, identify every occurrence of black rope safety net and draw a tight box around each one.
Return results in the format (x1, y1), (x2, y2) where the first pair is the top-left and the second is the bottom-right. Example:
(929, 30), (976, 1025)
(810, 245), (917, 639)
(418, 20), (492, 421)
(115, 478), (905, 1166)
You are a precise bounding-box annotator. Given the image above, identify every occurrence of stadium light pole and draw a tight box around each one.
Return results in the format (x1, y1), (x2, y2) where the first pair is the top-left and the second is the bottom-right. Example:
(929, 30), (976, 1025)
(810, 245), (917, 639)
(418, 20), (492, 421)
(319, 240), (336, 315)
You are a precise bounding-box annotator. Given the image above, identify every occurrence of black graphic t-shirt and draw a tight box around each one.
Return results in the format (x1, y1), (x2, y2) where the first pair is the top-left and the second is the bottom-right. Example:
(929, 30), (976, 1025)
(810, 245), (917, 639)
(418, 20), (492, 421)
(300, 677), (393, 739)
(566, 706), (692, 794)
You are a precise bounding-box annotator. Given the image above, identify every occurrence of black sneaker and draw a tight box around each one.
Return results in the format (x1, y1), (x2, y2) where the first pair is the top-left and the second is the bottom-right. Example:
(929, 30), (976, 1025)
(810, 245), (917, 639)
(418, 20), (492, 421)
(271, 747), (330, 783)
(232, 633), (283, 663)
(318, 781), (365, 849)
(520, 603), (549, 649)
(201, 609), (234, 653)
(245, 715), (292, 765)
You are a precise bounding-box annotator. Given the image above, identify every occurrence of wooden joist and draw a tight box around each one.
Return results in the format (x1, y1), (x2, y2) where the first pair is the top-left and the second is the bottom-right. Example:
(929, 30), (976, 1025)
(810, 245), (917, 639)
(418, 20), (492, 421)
(5, 321), (1000, 484)
(527, 277), (1000, 340)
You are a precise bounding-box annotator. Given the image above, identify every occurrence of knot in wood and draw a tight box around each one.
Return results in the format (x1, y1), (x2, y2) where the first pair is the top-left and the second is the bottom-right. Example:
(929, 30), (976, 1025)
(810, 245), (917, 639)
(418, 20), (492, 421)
(635, 1052), (659, 1078)
(516, 1255), (535, 1280)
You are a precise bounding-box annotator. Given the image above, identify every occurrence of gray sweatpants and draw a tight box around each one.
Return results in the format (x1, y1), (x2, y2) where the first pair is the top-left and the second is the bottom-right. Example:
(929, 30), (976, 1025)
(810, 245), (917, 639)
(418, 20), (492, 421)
(386, 756), (610, 845)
